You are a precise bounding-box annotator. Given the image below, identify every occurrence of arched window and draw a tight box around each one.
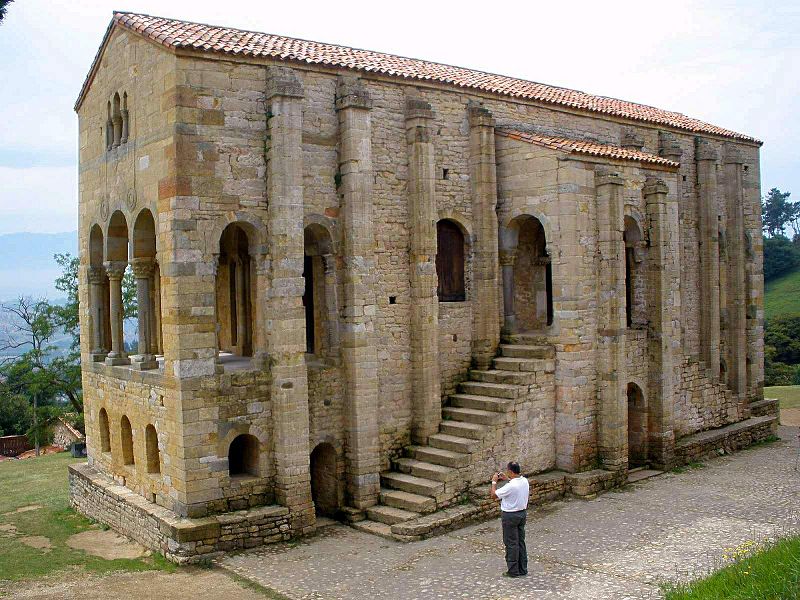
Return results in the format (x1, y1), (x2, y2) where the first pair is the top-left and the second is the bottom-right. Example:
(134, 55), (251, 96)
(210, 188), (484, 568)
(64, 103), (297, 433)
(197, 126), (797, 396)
(228, 434), (259, 477)
(131, 209), (160, 368)
(216, 224), (254, 357)
(436, 219), (466, 302)
(112, 93), (122, 148)
(89, 224), (110, 360)
(303, 224), (335, 355)
(624, 217), (643, 328)
(98, 408), (111, 453)
(145, 424), (160, 474)
(120, 415), (134, 466)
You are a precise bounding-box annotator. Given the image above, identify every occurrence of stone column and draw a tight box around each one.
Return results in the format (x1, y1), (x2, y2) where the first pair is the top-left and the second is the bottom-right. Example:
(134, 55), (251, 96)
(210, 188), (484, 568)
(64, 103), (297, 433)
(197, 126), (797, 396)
(131, 258), (157, 370)
(499, 248), (517, 335)
(336, 76), (380, 510)
(595, 172), (627, 471)
(321, 254), (340, 360)
(88, 266), (108, 362)
(150, 265), (163, 355)
(696, 139), (721, 378)
(104, 261), (130, 366)
(724, 146), (749, 415)
(644, 177), (679, 469)
(265, 66), (314, 532)
(468, 104), (501, 369)
(251, 253), (270, 369)
(405, 98), (442, 444)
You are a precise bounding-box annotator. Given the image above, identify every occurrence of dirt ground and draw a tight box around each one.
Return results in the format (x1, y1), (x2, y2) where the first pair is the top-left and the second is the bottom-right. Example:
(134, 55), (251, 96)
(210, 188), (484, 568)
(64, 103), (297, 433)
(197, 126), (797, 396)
(0, 569), (269, 600)
(781, 407), (800, 426)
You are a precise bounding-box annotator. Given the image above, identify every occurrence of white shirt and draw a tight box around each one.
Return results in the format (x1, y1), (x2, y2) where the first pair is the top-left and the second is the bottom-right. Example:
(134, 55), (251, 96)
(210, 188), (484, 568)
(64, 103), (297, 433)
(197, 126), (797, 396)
(495, 476), (529, 512)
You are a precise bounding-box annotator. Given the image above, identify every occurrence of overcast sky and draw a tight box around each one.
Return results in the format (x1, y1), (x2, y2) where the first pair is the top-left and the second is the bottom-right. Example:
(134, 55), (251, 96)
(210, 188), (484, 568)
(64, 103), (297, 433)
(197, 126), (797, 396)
(0, 0), (797, 235)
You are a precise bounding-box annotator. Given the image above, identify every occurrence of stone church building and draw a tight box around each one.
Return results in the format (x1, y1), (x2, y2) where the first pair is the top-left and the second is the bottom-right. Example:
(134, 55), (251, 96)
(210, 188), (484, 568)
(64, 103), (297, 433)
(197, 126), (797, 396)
(70, 12), (777, 561)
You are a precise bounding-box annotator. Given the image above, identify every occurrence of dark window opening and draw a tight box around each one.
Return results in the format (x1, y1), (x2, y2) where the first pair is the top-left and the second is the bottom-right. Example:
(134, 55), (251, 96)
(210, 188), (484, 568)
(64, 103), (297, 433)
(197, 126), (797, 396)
(436, 220), (466, 302)
(303, 255), (315, 353)
(229, 434), (259, 477)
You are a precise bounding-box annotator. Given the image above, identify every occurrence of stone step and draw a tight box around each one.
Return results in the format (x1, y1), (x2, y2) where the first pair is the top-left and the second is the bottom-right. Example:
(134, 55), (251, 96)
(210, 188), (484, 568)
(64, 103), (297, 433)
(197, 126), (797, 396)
(410, 445), (470, 468)
(470, 369), (536, 385)
(500, 344), (555, 359)
(504, 333), (549, 346)
(442, 406), (504, 426)
(394, 458), (454, 482)
(365, 504), (420, 525)
(493, 356), (554, 373)
(460, 381), (523, 400)
(428, 432), (480, 453)
(439, 420), (488, 440)
(351, 519), (395, 540)
(449, 394), (512, 413)
(381, 472), (444, 497)
(379, 488), (436, 514)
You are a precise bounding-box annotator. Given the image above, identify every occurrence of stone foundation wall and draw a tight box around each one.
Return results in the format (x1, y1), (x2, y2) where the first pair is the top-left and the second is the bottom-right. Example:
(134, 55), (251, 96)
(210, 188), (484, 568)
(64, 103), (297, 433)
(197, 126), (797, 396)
(674, 415), (778, 465)
(675, 357), (740, 438)
(69, 462), (291, 563)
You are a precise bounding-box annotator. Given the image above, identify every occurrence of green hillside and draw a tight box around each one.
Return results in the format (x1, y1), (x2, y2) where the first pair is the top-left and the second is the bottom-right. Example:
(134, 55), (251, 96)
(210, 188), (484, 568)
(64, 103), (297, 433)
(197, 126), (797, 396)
(765, 268), (800, 321)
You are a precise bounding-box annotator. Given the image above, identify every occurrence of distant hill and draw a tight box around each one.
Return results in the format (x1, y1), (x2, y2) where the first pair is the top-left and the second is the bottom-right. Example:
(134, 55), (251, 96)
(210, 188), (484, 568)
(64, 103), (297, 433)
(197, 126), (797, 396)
(765, 267), (800, 321)
(0, 231), (77, 300)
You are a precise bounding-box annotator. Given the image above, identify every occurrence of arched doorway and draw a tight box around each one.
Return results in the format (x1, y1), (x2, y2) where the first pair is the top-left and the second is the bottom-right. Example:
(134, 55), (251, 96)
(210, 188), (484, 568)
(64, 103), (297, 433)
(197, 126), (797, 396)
(627, 383), (648, 467)
(504, 215), (552, 333)
(435, 219), (466, 302)
(309, 443), (339, 517)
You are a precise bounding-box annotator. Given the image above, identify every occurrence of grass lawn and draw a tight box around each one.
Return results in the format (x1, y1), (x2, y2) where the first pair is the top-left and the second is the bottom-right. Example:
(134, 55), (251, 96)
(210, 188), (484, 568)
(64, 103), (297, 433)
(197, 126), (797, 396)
(0, 452), (174, 582)
(765, 268), (800, 321)
(663, 535), (800, 599)
(764, 385), (800, 410)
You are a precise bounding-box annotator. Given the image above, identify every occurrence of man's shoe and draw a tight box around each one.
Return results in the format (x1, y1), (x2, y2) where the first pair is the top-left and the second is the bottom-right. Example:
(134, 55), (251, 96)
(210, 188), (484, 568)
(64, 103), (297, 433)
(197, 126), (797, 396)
(503, 571), (521, 578)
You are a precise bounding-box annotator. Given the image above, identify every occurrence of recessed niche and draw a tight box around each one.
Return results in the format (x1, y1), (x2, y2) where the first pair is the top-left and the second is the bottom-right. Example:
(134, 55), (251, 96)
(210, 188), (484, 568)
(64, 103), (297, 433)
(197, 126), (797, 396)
(389, 296), (397, 305)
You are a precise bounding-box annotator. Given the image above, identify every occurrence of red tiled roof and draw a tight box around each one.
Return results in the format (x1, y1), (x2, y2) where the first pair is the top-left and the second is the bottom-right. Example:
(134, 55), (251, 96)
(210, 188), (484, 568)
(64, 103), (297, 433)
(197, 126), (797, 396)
(76, 12), (761, 145)
(497, 129), (680, 169)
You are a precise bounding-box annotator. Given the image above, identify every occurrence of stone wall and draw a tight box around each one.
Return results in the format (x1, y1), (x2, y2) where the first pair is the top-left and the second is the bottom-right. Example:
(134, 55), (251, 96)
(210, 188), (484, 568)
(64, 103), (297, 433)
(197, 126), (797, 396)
(69, 463), (290, 563)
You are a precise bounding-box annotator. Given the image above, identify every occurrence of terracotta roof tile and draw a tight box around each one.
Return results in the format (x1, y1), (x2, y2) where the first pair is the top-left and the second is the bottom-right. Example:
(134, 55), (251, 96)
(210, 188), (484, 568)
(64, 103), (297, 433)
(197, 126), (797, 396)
(497, 129), (680, 169)
(75, 12), (761, 145)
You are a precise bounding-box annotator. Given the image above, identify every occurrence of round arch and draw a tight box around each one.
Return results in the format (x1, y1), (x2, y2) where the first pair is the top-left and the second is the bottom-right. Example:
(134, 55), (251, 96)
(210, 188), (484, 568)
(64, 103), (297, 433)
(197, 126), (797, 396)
(206, 211), (267, 258)
(106, 210), (129, 262)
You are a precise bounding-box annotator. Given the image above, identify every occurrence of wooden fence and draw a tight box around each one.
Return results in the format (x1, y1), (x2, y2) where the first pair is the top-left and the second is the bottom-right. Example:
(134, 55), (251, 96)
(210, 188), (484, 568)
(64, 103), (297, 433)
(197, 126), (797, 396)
(0, 435), (31, 457)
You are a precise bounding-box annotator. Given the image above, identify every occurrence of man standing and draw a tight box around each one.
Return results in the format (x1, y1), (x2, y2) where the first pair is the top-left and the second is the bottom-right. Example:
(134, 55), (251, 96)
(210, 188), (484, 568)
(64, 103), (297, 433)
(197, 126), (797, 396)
(491, 461), (529, 577)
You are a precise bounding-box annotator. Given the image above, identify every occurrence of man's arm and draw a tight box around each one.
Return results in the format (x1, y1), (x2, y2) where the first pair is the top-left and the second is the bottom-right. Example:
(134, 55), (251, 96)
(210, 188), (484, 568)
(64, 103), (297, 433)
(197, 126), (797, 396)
(490, 472), (508, 500)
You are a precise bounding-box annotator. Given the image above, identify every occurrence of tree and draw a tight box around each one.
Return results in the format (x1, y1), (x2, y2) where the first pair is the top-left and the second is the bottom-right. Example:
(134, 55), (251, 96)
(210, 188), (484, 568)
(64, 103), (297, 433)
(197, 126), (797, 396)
(52, 252), (137, 350)
(762, 188), (798, 238)
(763, 235), (800, 282)
(0, 297), (83, 415)
(0, 0), (14, 25)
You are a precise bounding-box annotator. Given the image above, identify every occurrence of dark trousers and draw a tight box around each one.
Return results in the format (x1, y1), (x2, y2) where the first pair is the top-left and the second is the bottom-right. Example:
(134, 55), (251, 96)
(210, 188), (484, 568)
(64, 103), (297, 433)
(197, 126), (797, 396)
(501, 509), (528, 576)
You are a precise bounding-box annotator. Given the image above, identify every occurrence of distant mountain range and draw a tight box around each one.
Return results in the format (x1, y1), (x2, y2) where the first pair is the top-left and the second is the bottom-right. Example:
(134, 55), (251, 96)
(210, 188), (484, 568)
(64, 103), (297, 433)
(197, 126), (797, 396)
(0, 231), (77, 300)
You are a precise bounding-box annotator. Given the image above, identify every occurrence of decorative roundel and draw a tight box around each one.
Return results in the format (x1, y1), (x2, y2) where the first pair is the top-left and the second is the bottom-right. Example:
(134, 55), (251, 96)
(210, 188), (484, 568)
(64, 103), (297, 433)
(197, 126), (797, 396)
(126, 190), (137, 211)
(99, 197), (110, 221)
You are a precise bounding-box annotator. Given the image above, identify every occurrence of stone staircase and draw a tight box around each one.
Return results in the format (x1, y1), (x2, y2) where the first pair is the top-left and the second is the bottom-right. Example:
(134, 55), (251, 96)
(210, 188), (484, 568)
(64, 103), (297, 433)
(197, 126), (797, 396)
(353, 340), (555, 538)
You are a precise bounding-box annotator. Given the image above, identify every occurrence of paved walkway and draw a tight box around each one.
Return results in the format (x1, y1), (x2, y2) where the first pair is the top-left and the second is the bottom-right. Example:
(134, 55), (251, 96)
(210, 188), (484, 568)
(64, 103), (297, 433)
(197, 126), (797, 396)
(221, 426), (800, 600)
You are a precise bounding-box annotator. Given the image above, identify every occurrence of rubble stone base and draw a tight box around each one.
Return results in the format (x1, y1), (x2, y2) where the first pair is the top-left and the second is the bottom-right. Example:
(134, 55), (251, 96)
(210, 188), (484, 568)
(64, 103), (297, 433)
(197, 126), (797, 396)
(69, 463), (292, 564)
(674, 415), (778, 465)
